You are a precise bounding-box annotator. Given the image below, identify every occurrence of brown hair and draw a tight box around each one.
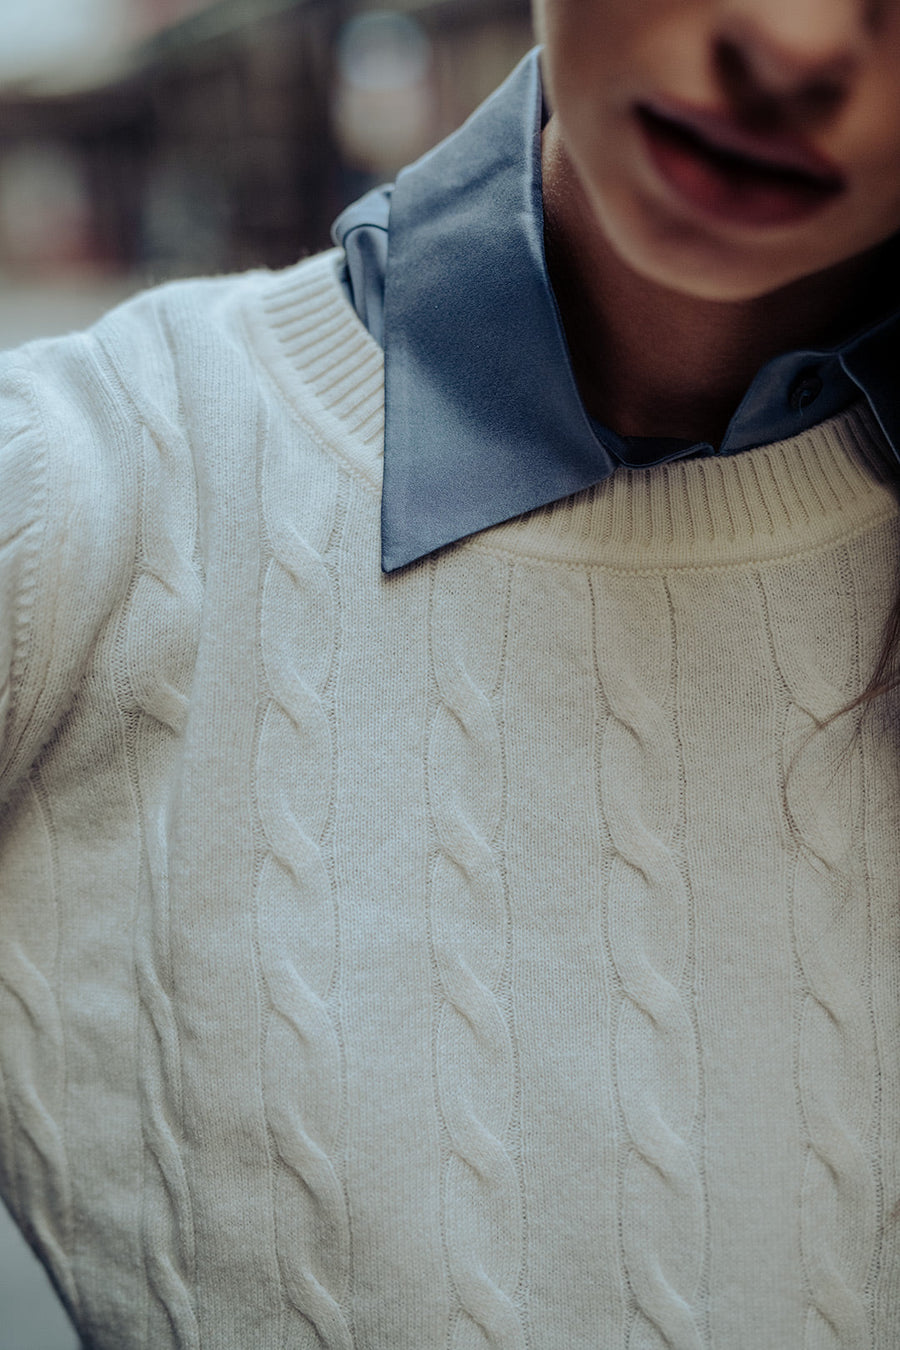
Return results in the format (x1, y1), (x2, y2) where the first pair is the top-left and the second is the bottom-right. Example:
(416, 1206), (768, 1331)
(862, 594), (900, 707)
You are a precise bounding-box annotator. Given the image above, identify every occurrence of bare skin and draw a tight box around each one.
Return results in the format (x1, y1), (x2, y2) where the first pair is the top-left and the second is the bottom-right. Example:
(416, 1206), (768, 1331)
(542, 125), (889, 443)
(536, 0), (900, 445)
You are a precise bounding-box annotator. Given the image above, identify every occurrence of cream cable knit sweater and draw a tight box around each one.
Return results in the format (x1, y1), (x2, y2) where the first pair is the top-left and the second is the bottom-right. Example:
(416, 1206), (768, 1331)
(0, 249), (899, 1350)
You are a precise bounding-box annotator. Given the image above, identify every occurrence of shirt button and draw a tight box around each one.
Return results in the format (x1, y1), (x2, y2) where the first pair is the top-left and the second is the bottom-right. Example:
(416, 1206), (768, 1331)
(789, 371), (823, 413)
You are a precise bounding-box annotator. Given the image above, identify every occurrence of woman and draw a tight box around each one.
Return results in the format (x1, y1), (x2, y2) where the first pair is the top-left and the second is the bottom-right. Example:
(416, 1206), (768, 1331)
(1, 1), (898, 1344)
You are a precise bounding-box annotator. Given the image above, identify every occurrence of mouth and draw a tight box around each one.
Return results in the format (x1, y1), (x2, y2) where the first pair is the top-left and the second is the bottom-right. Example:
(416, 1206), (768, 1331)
(635, 101), (846, 229)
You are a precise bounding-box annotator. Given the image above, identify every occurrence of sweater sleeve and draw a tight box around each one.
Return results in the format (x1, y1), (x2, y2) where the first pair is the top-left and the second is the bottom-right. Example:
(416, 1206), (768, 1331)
(0, 341), (137, 804)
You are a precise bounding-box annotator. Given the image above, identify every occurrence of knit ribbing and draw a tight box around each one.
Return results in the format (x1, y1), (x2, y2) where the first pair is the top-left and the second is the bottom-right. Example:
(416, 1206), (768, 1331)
(492, 409), (896, 571)
(255, 397), (352, 1347)
(257, 253), (384, 471)
(250, 252), (898, 577)
(427, 550), (526, 1349)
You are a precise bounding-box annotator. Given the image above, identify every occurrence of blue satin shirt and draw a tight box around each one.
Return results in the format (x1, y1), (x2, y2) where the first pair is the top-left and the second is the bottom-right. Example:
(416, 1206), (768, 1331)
(333, 50), (900, 573)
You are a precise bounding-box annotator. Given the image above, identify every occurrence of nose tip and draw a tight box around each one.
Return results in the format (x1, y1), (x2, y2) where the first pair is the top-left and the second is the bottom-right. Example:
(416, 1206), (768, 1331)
(718, 1), (871, 72)
(715, 36), (851, 127)
(712, 14), (863, 128)
(713, 5), (868, 126)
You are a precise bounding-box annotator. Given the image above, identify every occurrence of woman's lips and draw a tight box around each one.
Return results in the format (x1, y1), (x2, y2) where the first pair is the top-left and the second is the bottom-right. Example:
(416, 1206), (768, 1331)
(635, 101), (846, 228)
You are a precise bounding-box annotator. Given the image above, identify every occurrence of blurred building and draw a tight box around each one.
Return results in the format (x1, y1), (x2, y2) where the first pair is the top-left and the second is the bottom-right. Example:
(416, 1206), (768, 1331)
(0, 0), (533, 281)
(133, 0), (224, 36)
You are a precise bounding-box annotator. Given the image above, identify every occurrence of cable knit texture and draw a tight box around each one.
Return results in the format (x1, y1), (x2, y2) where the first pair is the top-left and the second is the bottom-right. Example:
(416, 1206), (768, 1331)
(593, 571), (704, 1350)
(0, 250), (899, 1348)
(428, 551), (525, 1349)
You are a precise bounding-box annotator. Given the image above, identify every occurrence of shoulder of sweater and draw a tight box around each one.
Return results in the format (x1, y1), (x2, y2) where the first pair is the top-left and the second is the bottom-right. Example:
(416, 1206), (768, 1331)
(0, 251), (379, 800)
(0, 250), (382, 510)
(0, 252), (341, 421)
(0, 264), (273, 424)
(0, 266), (267, 801)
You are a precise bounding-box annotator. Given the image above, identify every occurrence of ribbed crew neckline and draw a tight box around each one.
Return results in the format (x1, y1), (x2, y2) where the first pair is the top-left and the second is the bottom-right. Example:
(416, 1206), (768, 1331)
(249, 249), (899, 574)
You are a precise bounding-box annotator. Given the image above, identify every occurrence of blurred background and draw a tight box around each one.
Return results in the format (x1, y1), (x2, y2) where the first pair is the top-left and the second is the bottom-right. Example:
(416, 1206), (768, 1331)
(0, 0), (534, 345)
(0, 1), (533, 1345)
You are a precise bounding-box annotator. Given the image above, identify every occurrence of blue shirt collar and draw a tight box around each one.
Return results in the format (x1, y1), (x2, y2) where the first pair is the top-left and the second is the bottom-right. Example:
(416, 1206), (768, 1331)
(335, 49), (900, 573)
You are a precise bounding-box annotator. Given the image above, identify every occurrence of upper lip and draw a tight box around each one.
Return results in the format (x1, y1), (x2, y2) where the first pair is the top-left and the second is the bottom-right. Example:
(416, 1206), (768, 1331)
(638, 97), (846, 186)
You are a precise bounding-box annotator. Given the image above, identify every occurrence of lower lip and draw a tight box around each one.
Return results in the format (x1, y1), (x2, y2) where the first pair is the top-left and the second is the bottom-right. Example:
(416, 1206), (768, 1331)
(636, 107), (843, 229)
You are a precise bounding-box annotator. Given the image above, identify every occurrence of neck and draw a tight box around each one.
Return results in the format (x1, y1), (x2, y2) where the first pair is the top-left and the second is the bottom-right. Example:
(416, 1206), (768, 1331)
(541, 121), (885, 446)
